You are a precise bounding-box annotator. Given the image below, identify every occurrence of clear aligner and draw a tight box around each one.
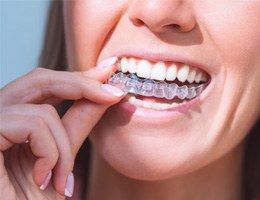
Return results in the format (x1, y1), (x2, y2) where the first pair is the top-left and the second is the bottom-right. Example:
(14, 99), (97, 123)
(107, 72), (206, 100)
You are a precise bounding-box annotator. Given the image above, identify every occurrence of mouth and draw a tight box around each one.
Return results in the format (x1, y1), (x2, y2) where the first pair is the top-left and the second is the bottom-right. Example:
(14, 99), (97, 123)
(107, 56), (211, 110)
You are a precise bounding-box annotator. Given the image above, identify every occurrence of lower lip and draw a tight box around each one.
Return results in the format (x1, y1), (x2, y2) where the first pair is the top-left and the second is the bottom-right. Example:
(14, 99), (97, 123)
(112, 79), (213, 124)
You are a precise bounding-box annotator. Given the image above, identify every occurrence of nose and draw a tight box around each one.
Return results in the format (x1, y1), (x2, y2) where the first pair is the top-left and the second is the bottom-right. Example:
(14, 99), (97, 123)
(128, 0), (196, 33)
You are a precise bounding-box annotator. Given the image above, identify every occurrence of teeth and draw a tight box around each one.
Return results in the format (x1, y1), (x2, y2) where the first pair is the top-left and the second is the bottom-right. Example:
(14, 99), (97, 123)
(118, 57), (208, 83)
(187, 69), (196, 83)
(195, 71), (202, 83)
(177, 85), (188, 100)
(171, 103), (179, 108)
(151, 102), (162, 110)
(127, 95), (185, 110)
(120, 57), (128, 73)
(128, 96), (136, 104)
(160, 103), (172, 109)
(166, 64), (177, 81)
(177, 65), (190, 83)
(142, 101), (153, 109)
(128, 58), (137, 73)
(201, 73), (208, 82)
(117, 61), (121, 71)
(135, 99), (143, 107)
(136, 60), (152, 79)
(151, 62), (166, 81)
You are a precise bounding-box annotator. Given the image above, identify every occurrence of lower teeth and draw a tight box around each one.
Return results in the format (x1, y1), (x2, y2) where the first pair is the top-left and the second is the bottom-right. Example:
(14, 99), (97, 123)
(107, 72), (207, 100)
(126, 95), (187, 110)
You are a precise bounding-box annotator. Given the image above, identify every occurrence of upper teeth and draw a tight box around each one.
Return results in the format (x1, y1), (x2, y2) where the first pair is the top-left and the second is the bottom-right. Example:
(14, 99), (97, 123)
(118, 57), (208, 83)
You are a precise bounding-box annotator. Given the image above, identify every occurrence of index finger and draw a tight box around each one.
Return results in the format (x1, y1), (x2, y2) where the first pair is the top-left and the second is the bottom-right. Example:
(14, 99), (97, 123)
(0, 64), (118, 106)
(62, 99), (110, 156)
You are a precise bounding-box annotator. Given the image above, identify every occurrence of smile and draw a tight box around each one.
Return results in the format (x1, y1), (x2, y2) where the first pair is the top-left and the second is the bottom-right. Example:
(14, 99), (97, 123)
(107, 57), (210, 110)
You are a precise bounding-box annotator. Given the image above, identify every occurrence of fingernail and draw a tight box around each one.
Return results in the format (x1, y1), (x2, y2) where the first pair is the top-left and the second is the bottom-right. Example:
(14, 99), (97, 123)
(40, 171), (52, 190)
(101, 84), (125, 97)
(65, 172), (74, 197)
(97, 57), (118, 68)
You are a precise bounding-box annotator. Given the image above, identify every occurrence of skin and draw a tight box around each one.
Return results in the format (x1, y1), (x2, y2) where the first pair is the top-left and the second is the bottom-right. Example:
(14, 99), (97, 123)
(63, 0), (260, 199)
(0, 0), (260, 200)
(0, 66), (125, 199)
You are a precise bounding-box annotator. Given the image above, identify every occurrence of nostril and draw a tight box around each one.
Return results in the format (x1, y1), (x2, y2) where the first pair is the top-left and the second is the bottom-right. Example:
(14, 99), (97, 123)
(166, 24), (182, 31)
(171, 24), (181, 29)
(165, 23), (194, 33)
(132, 18), (145, 26)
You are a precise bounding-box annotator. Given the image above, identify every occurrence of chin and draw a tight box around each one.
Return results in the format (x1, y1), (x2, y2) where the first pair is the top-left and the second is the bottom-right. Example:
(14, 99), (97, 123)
(88, 55), (246, 181)
(89, 106), (215, 181)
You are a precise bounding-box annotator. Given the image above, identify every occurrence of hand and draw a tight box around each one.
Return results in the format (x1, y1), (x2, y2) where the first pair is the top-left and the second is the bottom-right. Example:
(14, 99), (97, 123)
(0, 60), (124, 199)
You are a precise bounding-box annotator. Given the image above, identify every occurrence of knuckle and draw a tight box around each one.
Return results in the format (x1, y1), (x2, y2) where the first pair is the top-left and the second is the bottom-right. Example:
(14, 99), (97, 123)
(30, 116), (46, 130)
(40, 104), (57, 116)
(28, 68), (44, 79)
(29, 68), (51, 82)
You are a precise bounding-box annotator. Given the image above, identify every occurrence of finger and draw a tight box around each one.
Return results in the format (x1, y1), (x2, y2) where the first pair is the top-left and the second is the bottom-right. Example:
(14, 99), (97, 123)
(62, 99), (114, 156)
(0, 114), (59, 189)
(0, 64), (120, 107)
(40, 61), (117, 106)
(2, 104), (74, 196)
(0, 153), (18, 200)
(83, 61), (117, 82)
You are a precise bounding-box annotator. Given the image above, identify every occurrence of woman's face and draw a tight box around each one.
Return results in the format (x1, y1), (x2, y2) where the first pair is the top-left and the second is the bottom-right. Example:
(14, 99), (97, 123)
(63, 0), (260, 179)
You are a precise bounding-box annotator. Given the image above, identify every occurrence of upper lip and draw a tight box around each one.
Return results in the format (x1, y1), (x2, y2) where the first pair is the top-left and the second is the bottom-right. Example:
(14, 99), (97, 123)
(111, 49), (213, 77)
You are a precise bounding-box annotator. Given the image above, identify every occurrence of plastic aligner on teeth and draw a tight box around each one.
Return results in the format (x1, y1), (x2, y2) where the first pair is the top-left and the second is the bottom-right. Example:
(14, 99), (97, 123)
(164, 83), (178, 100)
(187, 87), (196, 99)
(125, 74), (142, 93)
(140, 79), (154, 96)
(177, 85), (188, 100)
(153, 82), (166, 98)
(107, 72), (205, 100)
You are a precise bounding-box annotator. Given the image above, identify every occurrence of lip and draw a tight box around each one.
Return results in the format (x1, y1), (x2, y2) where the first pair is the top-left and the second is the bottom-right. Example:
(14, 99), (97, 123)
(106, 49), (215, 123)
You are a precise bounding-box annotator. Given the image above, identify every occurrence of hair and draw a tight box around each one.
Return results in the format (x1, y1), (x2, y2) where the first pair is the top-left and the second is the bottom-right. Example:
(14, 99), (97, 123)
(39, 1), (260, 199)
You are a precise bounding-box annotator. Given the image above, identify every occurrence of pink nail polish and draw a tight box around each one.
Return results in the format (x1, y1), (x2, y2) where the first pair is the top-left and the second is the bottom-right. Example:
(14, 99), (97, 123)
(65, 173), (74, 197)
(39, 171), (52, 190)
(97, 57), (118, 68)
(101, 84), (125, 97)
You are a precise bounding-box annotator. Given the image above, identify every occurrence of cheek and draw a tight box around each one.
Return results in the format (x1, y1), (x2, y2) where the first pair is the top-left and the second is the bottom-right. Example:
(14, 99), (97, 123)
(197, 2), (260, 143)
(197, 1), (260, 68)
(197, 2), (260, 109)
(63, 0), (127, 70)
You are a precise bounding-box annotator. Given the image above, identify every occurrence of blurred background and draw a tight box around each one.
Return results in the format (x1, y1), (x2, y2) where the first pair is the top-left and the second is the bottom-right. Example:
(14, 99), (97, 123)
(0, 0), (50, 87)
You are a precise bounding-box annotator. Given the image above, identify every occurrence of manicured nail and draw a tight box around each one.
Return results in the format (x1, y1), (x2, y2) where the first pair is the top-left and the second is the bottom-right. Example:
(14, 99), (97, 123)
(65, 172), (74, 197)
(97, 57), (118, 68)
(101, 84), (125, 97)
(40, 171), (52, 190)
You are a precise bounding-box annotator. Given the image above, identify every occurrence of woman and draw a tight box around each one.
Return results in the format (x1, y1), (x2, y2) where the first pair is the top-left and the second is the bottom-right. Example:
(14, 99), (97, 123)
(0, 0), (259, 199)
